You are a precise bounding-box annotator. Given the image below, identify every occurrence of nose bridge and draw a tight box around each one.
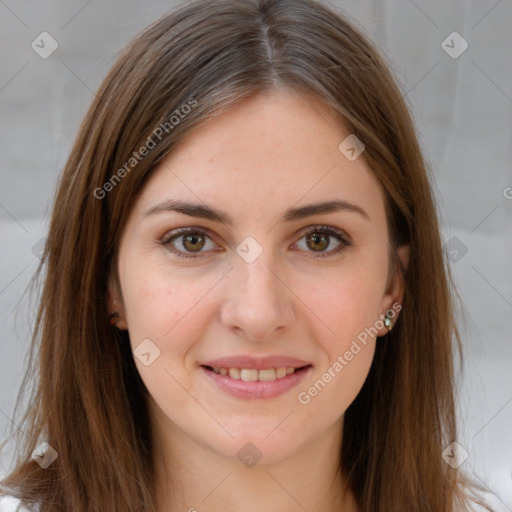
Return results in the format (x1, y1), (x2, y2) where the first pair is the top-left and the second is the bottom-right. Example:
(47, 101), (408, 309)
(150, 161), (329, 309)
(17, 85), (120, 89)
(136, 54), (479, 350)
(243, 255), (279, 299)
(220, 248), (293, 340)
(235, 232), (281, 296)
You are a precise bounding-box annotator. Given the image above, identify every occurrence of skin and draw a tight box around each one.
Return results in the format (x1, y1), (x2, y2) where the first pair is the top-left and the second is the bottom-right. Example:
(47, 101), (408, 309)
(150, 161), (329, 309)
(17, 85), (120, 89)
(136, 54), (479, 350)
(109, 88), (409, 512)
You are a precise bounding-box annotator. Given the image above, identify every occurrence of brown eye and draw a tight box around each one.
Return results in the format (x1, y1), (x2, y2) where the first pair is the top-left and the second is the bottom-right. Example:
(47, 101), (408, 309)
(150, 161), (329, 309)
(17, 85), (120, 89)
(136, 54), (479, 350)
(305, 232), (330, 252)
(181, 232), (206, 252)
(161, 228), (217, 259)
(295, 226), (352, 258)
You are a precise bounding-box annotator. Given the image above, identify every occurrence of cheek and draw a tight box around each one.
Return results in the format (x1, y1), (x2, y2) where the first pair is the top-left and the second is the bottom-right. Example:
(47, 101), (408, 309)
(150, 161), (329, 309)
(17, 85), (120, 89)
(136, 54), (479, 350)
(304, 259), (387, 346)
(121, 264), (214, 412)
(294, 259), (384, 408)
(120, 255), (211, 355)
(296, 277), (379, 421)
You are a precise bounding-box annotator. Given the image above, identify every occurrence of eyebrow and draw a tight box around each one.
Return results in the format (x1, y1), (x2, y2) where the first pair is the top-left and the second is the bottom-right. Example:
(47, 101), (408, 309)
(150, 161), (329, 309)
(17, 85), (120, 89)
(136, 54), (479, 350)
(143, 198), (370, 225)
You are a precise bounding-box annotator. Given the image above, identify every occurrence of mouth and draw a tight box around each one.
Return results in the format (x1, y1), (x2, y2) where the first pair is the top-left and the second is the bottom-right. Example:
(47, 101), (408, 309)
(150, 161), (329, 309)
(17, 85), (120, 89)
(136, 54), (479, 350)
(201, 364), (311, 381)
(200, 364), (313, 399)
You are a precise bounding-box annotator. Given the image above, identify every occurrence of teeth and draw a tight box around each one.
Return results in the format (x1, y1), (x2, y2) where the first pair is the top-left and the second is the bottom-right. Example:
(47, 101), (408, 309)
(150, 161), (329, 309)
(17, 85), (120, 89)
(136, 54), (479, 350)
(275, 367), (287, 378)
(258, 369), (276, 381)
(211, 366), (299, 381)
(228, 368), (241, 379)
(240, 369), (258, 382)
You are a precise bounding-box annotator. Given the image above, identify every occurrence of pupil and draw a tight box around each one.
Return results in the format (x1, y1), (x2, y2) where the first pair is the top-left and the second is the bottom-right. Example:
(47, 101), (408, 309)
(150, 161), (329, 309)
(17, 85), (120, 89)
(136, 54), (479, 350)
(307, 233), (328, 251)
(184, 233), (204, 251)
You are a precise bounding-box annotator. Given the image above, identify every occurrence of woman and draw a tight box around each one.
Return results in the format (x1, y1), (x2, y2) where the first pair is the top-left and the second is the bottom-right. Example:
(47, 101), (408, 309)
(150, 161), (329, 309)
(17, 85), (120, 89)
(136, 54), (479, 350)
(0, 0), (494, 510)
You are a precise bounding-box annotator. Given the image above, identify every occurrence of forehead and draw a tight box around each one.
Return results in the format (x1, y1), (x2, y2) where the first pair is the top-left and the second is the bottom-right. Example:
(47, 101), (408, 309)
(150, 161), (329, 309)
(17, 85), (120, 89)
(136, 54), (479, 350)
(135, 90), (386, 227)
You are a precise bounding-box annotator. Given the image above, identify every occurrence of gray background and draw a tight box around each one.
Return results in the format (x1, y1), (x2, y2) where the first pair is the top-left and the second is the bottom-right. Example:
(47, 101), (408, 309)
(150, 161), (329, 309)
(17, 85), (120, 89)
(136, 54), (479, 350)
(1, 0), (511, 509)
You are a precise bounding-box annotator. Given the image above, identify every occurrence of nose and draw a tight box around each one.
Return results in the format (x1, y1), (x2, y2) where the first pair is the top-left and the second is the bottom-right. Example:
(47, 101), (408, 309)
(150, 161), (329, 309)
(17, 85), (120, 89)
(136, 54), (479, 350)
(219, 255), (295, 342)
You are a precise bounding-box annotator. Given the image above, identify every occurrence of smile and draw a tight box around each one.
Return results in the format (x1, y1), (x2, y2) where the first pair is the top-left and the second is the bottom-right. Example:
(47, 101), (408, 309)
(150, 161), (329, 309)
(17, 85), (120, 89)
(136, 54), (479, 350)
(201, 364), (312, 399)
(208, 366), (297, 381)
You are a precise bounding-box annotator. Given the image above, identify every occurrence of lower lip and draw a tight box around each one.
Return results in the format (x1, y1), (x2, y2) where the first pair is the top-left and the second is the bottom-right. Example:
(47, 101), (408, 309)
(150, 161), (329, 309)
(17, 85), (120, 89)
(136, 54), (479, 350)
(201, 365), (312, 399)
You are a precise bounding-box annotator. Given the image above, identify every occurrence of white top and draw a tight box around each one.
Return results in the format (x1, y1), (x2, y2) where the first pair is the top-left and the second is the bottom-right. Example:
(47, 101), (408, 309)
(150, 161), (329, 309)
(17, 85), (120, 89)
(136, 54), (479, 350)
(0, 495), (37, 512)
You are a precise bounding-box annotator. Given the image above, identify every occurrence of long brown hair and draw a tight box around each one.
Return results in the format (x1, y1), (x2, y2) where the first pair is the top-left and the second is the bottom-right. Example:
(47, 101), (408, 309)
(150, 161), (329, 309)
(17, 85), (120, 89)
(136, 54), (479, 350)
(0, 0), (493, 510)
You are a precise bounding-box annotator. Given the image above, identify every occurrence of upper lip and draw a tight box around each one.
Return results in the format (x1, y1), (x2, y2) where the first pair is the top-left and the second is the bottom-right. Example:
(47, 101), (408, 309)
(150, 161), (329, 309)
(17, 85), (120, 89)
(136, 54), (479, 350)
(201, 356), (312, 370)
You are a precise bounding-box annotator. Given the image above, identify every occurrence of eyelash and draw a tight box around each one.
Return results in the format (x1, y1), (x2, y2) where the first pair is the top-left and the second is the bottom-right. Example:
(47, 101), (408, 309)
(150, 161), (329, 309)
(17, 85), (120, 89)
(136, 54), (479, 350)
(159, 225), (352, 260)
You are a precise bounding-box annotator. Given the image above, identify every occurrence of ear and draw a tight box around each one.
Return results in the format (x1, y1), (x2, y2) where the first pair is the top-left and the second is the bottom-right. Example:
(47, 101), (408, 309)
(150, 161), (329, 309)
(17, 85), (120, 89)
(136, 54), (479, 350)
(107, 275), (128, 330)
(376, 244), (410, 336)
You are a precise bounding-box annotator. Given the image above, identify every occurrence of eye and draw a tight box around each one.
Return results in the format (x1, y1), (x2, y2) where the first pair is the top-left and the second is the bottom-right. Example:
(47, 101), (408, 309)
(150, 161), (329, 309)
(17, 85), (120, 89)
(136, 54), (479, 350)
(160, 227), (218, 259)
(160, 225), (351, 260)
(294, 225), (351, 258)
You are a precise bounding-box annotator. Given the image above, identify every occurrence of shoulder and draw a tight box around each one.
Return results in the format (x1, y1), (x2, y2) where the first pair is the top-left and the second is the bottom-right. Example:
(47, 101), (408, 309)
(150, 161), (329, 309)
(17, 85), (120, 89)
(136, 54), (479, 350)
(0, 495), (38, 512)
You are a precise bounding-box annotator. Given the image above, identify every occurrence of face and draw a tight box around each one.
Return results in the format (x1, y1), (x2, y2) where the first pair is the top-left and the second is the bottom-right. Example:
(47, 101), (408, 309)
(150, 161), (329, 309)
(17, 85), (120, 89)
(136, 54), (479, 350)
(110, 89), (408, 465)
